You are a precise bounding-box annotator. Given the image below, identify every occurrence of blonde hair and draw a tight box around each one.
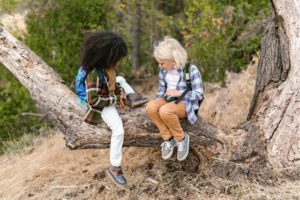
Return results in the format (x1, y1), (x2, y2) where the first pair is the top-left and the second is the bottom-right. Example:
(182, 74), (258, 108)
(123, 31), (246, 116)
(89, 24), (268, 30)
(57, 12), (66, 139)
(153, 36), (187, 69)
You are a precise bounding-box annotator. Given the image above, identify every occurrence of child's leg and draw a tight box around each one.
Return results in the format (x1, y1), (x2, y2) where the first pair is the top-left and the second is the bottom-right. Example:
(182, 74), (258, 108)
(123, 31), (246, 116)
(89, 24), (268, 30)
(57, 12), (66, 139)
(146, 98), (173, 140)
(116, 76), (135, 95)
(158, 101), (187, 142)
(101, 106), (124, 167)
(116, 76), (149, 108)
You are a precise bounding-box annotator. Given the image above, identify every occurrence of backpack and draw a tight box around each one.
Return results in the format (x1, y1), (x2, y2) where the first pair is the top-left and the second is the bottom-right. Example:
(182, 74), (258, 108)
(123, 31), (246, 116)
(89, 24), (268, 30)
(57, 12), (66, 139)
(75, 67), (88, 106)
(75, 66), (105, 106)
(175, 63), (204, 115)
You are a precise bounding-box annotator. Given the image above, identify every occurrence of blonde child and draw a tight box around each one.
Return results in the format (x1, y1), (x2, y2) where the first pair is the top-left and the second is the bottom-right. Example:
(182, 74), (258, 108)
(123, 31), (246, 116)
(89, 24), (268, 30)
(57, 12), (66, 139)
(146, 36), (204, 161)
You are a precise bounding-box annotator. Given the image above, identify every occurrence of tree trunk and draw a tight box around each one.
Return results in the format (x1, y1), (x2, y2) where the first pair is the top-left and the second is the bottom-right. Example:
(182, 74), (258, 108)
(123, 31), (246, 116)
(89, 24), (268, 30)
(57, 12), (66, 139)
(248, 0), (300, 168)
(0, 0), (299, 177)
(131, 1), (142, 72)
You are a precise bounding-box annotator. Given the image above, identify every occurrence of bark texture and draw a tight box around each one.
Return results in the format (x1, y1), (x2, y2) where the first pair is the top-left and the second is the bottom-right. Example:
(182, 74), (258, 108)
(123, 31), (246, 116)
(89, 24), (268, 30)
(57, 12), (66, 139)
(131, 1), (141, 72)
(248, 1), (300, 168)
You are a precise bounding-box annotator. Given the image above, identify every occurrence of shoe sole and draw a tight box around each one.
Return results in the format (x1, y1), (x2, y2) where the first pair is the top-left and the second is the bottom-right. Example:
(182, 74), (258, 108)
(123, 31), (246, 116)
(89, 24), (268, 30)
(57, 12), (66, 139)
(126, 99), (149, 108)
(162, 148), (174, 160)
(177, 135), (190, 161)
(107, 170), (127, 188)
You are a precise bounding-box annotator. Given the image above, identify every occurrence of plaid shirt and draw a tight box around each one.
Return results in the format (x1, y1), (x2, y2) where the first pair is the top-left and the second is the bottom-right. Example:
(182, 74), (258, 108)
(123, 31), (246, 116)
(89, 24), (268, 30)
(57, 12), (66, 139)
(84, 68), (122, 125)
(156, 64), (204, 124)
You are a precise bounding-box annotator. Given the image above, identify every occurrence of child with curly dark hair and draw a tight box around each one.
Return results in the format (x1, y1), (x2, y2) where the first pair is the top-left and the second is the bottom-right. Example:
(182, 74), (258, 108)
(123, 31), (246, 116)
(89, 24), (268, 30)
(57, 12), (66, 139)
(75, 31), (148, 186)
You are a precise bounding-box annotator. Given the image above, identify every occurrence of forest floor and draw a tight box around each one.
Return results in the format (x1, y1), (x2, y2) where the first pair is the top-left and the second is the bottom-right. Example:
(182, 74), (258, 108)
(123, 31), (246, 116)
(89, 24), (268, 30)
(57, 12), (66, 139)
(1, 59), (300, 200)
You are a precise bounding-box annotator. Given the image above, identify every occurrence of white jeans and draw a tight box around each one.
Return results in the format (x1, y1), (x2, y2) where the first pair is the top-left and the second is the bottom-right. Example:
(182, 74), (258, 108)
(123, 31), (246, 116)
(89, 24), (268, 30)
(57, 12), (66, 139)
(101, 76), (134, 167)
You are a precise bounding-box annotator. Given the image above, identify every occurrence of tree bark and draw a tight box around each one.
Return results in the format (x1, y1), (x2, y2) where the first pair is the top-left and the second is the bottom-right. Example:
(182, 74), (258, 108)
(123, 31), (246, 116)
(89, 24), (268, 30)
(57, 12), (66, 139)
(0, 0), (299, 176)
(248, 0), (300, 168)
(131, 1), (142, 72)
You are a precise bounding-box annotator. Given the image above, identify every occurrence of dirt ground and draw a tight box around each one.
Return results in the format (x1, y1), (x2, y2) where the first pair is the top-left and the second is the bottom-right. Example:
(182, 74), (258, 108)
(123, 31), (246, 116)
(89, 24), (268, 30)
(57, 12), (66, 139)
(1, 61), (300, 200)
(1, 132), (300, 200)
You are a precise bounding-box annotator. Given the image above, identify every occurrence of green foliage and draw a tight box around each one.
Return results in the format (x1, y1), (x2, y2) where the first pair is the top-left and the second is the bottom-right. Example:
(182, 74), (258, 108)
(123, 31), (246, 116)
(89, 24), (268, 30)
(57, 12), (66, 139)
(25, 0), (107, 86)
(0, 0), (19, 12)
(181, 0), (270, 82)
(1, 132), (37, 154)
(24, 0), (270, 83)
(0, 65), (50, 154)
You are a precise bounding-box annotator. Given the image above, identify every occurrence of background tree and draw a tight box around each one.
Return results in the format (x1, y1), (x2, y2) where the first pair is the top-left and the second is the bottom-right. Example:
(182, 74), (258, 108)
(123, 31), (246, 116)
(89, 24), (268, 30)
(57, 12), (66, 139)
(25, 0), (107, 85)
(131, 1), (141, 72)
(181, 0), (270, 82)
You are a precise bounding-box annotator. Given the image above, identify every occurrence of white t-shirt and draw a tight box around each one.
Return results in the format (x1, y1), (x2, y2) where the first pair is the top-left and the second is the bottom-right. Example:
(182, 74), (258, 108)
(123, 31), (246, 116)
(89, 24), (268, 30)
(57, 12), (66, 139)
(165, 69), (180, 90)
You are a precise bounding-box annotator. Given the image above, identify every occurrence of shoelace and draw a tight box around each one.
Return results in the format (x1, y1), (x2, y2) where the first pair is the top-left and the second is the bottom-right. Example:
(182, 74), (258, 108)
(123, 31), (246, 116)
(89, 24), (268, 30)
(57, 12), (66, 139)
(177, 141), (185, 152)
(161, 141), (173, 150)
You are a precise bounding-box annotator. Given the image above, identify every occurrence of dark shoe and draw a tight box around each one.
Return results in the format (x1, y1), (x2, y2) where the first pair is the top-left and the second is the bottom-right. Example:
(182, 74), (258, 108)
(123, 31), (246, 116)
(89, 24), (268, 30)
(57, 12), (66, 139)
(161, 139), (176, 160)
(107, 166), (127, 186)
(176, 134), (190, 161)
(125, 93), (149, 108)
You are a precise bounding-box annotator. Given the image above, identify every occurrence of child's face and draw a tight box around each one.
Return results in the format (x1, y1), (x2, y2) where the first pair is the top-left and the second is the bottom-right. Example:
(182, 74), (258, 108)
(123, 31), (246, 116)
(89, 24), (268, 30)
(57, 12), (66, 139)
(157, 59), (176, 70)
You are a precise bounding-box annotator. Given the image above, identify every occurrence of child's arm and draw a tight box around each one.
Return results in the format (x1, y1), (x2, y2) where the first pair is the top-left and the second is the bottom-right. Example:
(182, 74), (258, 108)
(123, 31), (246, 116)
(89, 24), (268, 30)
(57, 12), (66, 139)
(87, 93), (120, 109)
(85, 70), (121, 109)
(183, 65), (204, 101)
(156, 69), (167, 98)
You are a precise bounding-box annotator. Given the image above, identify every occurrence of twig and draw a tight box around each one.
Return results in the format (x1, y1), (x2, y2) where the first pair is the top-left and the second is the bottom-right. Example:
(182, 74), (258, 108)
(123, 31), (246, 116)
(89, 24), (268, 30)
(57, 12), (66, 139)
(146, 177), (158, 184)
(48, 185), (78, 189)
(21, 112), (45, 117)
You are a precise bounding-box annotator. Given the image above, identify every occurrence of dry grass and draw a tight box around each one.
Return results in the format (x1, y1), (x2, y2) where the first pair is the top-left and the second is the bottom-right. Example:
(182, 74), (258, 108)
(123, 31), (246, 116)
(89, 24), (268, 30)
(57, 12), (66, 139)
(200, 56), (257, 130)
(0, 132), (300, 200)
(0, 10), (28, 38)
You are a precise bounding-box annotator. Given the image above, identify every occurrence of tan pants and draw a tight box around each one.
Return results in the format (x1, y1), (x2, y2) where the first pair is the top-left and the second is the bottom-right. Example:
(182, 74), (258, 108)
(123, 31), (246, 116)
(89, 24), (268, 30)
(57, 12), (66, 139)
(146, 98), (187, 142)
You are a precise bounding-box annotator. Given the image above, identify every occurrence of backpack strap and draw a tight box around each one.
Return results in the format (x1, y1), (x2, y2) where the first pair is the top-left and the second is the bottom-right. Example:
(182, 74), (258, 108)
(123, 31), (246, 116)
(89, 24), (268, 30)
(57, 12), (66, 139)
(175, 63), (192, 104)
(185, 63), (192, 90)
(175, 63), (204, 115)
(96, 68), (106, 83)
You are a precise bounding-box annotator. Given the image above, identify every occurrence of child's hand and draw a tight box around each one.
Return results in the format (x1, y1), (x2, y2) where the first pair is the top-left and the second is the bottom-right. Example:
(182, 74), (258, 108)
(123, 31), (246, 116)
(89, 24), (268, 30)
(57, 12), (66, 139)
(164, 89), (181, 98)
(120, 90), (127, 100)
(117, 90), (126, 108)
(119, 99), (126, 108)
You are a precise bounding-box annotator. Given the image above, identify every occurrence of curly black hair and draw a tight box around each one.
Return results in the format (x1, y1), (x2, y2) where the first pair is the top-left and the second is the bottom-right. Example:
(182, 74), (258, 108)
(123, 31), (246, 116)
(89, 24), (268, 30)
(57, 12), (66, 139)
(80, 31), (128, 71)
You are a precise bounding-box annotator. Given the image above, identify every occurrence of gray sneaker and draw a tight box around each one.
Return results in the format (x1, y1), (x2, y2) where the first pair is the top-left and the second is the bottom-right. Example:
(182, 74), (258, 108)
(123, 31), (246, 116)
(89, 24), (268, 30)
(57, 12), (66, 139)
(161, 139), (176, 160)
(176, 134), (190, 161)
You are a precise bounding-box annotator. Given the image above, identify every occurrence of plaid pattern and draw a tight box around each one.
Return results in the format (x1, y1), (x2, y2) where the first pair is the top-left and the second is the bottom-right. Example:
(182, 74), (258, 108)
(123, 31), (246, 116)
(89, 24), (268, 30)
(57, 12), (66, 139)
(156, 64), (204, 124)
(84, 68), (121, 125)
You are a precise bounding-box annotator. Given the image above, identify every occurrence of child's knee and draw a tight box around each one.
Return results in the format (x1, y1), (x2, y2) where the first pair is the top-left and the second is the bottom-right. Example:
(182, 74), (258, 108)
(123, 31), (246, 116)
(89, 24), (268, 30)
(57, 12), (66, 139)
(112, 124), (124, 137)
(146, 100), (157, 114)
(113, 129), (124, 137)
(116, 76), (126, 84)
(158, 106), (171, 119)
(107, 116), (124, 135)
